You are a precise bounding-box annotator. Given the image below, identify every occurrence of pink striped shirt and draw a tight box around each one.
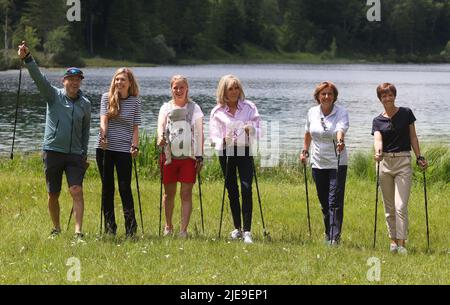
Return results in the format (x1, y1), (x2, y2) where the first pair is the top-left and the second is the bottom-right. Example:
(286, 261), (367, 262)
(209, 99), (261, 150)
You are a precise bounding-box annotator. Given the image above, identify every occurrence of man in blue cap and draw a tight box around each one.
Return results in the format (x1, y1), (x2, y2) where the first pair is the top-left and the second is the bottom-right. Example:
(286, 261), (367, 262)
(18, 41), (91, 242)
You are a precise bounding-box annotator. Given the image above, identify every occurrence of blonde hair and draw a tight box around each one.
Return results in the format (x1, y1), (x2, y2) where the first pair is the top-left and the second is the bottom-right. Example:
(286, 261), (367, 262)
(107, 67), (140, 118)
(170, 74), (190, 103)
(216, 74), (245, 106)
(313, 81), (338, 104)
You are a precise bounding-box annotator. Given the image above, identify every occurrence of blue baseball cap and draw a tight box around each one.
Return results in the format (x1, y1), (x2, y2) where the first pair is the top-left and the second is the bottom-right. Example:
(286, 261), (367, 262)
(64, 67), (84, 79)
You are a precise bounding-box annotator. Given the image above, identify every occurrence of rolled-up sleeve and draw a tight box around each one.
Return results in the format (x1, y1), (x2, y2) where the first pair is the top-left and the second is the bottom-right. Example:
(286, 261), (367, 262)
(209, 111), (224, 150)
(305, 109), (311, 133)
(249, 106), (261, 139)
(335, 108), (349, 134)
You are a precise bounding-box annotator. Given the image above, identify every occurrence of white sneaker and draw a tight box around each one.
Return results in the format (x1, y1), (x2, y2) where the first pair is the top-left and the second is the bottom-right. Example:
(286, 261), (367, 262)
(390, 243), (398, 253)
(243, 231), (253, 244)
(163, 227), (173, 236)
(230, 229), (242, 240)
(179, 231), (188, 239)
(397, 246), (408, 255)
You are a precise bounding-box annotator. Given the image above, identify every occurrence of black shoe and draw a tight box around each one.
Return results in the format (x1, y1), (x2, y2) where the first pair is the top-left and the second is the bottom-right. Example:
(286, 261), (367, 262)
(48, 228), (61, 239)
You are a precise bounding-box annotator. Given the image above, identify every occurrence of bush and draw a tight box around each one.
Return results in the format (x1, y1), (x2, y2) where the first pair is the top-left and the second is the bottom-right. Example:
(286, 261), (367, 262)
(140, 34), (176, 64)
(0, 52), (6, 70)
(43, 26), (85, 67)
(439, 41), (450, 62)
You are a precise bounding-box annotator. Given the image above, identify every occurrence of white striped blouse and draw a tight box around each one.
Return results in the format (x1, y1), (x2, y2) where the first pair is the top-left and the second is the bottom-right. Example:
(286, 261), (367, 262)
(96, 93), (142, 153)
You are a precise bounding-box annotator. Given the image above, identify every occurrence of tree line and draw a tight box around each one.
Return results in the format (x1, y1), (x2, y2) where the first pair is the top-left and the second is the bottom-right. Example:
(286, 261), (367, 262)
(1, 0), (450, 68)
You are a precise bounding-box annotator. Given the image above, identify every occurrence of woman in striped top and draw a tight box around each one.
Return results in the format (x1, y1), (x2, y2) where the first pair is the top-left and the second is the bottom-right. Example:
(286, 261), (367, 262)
(96, 67), (142, 237)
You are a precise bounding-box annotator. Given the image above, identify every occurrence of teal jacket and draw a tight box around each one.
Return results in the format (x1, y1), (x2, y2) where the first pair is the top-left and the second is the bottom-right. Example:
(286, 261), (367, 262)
(24, 57), (91, 156)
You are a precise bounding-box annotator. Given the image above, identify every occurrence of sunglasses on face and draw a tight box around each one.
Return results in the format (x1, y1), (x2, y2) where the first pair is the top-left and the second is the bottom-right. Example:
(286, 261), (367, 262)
(320, 117), (328, 131)
(388, 119), (395, 132)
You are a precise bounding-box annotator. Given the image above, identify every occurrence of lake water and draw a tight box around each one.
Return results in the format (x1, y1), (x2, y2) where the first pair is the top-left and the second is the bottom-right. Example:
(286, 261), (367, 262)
(1, 64), (449, 163)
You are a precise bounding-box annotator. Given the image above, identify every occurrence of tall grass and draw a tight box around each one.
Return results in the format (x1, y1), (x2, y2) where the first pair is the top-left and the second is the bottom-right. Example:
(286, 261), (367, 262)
(0, 161), (448, 284)
(3, 137), (449, 186)
(135, 132), (450, 184)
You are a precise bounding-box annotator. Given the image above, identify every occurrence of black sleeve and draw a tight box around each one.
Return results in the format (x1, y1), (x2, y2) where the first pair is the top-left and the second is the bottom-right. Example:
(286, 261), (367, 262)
(371, 117), (379, 136)
(406, 107), (416, 125)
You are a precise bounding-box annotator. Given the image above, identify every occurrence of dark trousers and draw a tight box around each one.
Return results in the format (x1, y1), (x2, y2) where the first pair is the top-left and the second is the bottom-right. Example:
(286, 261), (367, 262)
(312, 166), (347, 241)
(219, 148), (254, 232)
(96, 149), (137, 236)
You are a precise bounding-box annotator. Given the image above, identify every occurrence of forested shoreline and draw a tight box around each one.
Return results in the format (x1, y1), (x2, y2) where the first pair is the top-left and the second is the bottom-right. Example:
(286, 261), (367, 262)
(1, 0), (450, 69)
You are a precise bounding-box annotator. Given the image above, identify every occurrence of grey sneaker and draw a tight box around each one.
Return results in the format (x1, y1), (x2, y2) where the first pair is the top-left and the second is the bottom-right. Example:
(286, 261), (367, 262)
(230, 229), (242, 240)
(397, 246), (407, 255)
(48, 228), (61, 239)
(179, 231), (188, 239)
(390, 243), (398, 253)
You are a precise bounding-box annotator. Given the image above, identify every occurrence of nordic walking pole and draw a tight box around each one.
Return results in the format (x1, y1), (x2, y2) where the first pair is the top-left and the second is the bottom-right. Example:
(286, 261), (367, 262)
(10, 63), (23, 160)
(303, 162), (312, 237)
(330, 140), (339, 244)
(252, 157), (270, 240)
(67, 207), (73, 231)
(373, 151), (381, 249)
(423, 170), (430, 251)
(218, 155), (228, 238)
(158, 151), (164, 236)
(133, 157), (144, 234)
(198, 172), (205, 234)
(100, 148), (106, 235)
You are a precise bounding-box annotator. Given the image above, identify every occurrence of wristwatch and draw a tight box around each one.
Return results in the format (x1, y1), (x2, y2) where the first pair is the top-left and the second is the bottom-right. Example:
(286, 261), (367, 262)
(302, 150), (310, 158)
(196, 156), (204, 162)
(416, 155), (425, 165)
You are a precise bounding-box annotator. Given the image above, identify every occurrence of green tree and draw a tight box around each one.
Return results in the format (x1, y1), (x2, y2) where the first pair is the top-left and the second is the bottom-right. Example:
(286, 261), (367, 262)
(0, 0), (13, 54)
(12, 25), (40, 52)
(22, 0), (66, 41)
(214, 0), (245, 53)
(44, 25), (84, 67)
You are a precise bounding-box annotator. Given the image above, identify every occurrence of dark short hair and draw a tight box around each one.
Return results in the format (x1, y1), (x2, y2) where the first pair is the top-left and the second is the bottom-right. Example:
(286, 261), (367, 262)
(314, 81), (338, 103)
(376, 83), (396, 100)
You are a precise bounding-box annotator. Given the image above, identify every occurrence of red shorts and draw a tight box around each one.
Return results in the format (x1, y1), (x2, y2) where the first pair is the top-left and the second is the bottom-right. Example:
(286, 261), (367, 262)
(161, 155), (196, 184)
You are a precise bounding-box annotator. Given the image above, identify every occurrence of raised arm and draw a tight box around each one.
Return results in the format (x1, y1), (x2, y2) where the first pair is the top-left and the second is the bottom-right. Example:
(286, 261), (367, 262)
(18, 41), (57, 102)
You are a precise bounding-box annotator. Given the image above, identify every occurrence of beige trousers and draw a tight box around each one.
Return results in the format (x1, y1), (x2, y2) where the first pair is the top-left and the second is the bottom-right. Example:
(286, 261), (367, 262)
(379, 152), (412, 240)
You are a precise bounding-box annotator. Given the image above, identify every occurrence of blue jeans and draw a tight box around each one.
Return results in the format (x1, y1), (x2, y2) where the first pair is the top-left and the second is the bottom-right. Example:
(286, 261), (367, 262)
(312, 166), (347, 241)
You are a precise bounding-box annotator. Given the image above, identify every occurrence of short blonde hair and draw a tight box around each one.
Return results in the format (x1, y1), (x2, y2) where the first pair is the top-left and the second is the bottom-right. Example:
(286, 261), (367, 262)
(313, 81), (338, 104)
(170, 74), (189, 102)
(216, 74), (245, 106)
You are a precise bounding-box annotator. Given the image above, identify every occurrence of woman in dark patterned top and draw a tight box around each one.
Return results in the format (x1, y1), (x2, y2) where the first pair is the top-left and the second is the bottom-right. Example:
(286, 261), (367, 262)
(372, 83), (428, 255)
(96, 68), (142, 237)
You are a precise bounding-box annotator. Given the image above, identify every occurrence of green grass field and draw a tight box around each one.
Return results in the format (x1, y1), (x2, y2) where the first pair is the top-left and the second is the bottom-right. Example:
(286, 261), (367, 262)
(0, 151), (448, 285)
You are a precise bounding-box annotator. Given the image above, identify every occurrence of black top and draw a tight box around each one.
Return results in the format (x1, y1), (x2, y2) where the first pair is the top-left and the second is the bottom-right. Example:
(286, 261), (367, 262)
(371, 107), (416, 153)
